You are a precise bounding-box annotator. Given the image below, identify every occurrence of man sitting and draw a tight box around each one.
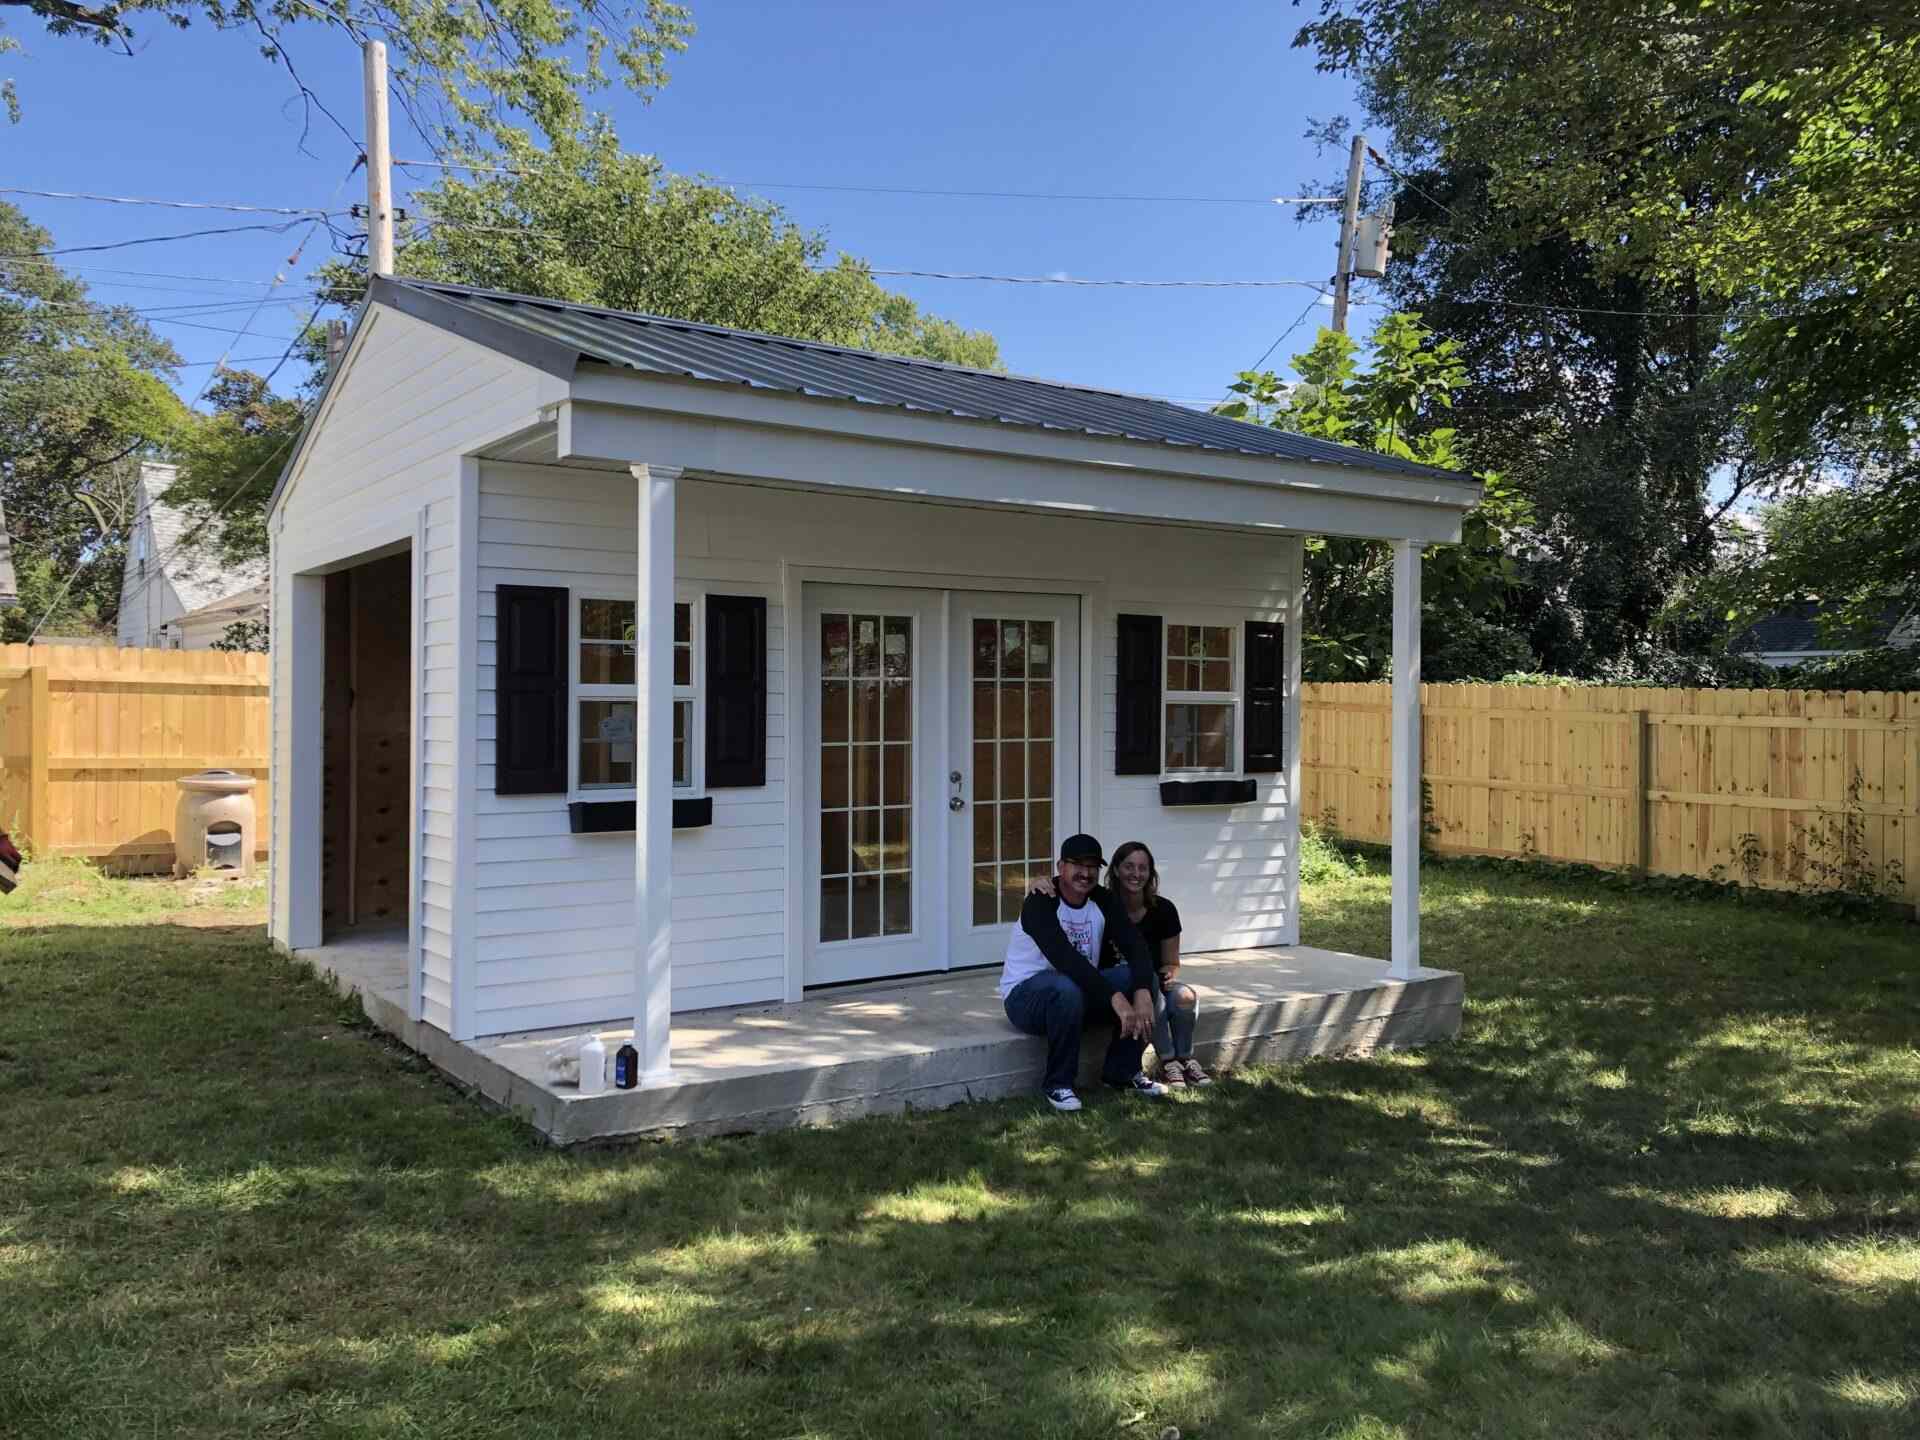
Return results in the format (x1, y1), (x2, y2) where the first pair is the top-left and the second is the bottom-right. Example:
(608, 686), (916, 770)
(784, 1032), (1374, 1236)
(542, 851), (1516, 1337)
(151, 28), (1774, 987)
(999, 833), (1167, 1111)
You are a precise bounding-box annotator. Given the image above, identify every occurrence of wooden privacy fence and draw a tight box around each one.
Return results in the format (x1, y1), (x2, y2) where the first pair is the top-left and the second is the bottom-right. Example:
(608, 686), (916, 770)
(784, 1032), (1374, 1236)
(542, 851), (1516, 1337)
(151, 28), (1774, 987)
(1302, 683), (1920, 906)
(0, 644), (270, 872)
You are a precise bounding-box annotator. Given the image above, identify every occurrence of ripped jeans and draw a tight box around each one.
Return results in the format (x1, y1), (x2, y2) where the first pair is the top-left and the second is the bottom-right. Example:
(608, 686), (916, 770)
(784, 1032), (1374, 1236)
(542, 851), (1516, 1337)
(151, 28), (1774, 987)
(1152, 973), (1199, 1061)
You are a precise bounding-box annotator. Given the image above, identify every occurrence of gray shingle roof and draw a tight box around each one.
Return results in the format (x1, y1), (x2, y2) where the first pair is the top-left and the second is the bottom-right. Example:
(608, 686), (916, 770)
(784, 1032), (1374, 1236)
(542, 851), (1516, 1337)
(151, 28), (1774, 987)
(139, 464), (267, 615)
(1736, 600), (1904, 655)
(379, 278), (1469, 484)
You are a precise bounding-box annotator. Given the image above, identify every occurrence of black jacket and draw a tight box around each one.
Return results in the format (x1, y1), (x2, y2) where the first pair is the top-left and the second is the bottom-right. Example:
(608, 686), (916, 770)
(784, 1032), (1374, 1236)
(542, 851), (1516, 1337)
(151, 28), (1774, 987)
(1017, 885), (1154, 1001)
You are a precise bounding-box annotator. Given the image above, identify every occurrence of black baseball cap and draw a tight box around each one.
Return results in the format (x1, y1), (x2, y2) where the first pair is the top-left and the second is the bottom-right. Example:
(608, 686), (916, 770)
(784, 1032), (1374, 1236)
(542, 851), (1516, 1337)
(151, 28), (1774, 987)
(1059, 833), (1105, 866)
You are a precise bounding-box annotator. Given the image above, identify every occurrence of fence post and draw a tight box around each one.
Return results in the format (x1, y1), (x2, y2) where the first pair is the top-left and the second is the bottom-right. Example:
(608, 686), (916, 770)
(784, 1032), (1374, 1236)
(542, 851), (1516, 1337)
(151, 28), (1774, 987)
(27, 662), (50, 856)
(1908, 719), (1919, 910)
(1626, 708), (1650, 874)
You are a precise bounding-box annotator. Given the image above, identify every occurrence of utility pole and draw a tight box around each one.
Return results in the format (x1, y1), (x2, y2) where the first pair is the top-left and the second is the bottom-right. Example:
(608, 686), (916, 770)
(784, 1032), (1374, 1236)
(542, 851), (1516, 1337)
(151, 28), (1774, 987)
(362, 40), (394, 276)
(1330, 131), (1366, 335)
(325, 319), (347, 373)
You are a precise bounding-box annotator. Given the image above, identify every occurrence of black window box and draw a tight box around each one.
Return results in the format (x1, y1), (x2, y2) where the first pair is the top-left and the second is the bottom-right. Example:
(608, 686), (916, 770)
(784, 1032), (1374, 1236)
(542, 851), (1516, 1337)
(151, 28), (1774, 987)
(567, 797), (713, 833)
(1159, 778), (1258, 807)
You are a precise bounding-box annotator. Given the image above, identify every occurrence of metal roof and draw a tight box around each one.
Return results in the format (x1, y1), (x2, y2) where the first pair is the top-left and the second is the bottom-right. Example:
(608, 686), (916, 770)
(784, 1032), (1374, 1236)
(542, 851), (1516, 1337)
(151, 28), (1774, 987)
(378, 278), (1469, 483)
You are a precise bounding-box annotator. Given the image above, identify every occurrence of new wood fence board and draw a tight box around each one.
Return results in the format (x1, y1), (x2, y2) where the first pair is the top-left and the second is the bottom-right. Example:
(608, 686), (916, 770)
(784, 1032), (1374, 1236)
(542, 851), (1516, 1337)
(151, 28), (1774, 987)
(1301, 683), (1918, 905)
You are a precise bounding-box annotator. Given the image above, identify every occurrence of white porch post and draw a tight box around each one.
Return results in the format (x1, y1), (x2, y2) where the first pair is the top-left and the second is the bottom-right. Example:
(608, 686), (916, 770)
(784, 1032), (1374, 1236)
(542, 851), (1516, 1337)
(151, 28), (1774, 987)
(1390, 539), (1423, 979)
(633, 463), (680, 1079)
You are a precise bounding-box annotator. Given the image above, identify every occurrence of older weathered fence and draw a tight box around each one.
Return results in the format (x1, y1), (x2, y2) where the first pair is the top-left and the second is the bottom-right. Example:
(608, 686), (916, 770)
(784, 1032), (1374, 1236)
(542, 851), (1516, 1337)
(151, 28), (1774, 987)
(1302, 683), (1920, 905)
(0, 644), (270, 872)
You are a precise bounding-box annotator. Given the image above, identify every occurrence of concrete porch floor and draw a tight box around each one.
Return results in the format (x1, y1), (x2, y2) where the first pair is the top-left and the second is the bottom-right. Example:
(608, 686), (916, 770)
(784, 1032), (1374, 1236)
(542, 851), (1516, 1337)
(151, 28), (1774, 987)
(302, 936), (1462, 1144)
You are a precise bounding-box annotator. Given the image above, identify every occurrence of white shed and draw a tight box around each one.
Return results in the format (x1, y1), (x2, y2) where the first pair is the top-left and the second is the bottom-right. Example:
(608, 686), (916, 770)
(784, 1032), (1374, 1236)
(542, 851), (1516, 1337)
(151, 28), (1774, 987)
(267, 279), (1479, 1138)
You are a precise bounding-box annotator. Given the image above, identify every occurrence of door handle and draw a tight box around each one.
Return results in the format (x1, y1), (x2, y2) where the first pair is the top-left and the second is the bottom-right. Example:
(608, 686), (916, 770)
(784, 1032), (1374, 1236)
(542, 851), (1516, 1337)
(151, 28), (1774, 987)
(949, 796), (965, 811)
(948, 770), (964, 810)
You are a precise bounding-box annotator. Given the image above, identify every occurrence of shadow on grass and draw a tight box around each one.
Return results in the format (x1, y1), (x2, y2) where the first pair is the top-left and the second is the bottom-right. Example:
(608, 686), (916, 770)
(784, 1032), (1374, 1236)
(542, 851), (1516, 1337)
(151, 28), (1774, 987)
(1, 880), (1917, 1438)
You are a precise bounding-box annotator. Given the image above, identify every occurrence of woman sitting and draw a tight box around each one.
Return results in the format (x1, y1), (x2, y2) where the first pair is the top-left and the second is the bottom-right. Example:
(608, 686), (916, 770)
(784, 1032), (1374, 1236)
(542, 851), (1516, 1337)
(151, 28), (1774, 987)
(1032, 840), (1211, 1086)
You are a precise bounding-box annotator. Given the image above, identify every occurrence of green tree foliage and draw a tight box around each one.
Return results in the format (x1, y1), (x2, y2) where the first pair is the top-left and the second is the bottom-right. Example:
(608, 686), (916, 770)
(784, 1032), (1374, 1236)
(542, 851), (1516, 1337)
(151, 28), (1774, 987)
(168, 130), (1001, 566)
(4, 0), (691, 149)
(391, 130), (1001, 367)
(1293, 0), (1920, 663)
(1217, 313), (1533, 681)
(0, 202), (188, 640)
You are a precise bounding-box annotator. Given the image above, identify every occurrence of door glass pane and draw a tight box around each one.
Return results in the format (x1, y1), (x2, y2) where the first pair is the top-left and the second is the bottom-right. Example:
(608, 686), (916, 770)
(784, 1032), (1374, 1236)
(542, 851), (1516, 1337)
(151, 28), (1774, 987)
(973, 620), (998, 677)
(967, 615), (1065, 929)
(973, 866), (998, 925)
(1028, 622), (1054, 679)
(821, 609), (914, 944)
(851, 875), (881, 939)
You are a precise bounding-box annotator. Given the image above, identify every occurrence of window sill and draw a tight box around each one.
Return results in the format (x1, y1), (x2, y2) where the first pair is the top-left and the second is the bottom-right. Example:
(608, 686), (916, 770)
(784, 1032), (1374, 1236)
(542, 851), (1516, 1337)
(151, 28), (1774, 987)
(567, 797), (713, 833)
(1158, 778), (1257, 807)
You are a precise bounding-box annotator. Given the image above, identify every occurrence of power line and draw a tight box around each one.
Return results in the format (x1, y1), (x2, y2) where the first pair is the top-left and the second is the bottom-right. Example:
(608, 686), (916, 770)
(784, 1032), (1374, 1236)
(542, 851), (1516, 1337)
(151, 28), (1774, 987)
(394, 157), (1340, 207)
(0, 187), (341, 217)
(5, 258), (292, 287)
(1, 219), (323, 259)
(859, 269), (1337, 290)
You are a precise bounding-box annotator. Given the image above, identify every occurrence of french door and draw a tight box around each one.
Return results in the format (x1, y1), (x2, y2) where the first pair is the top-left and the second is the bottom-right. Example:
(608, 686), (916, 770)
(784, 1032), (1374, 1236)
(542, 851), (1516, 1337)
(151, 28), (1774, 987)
(946, 593), (1080, 971)
(801, 584), (1079, 987)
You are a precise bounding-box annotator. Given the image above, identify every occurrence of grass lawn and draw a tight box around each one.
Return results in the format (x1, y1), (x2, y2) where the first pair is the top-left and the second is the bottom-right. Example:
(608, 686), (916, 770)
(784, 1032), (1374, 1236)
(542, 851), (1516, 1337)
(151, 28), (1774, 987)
(1, 858), (1915, 1439)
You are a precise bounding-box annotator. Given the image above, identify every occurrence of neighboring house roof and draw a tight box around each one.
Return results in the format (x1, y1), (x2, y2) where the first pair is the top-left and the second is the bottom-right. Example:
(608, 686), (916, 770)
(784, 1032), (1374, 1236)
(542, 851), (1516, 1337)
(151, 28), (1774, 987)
(371, 277), (1470, 484)
(0, 495), (17, 609)
(1734, 600), (1907, 656)
(168, 582), (269, 633)
(136, 463), (266, 617)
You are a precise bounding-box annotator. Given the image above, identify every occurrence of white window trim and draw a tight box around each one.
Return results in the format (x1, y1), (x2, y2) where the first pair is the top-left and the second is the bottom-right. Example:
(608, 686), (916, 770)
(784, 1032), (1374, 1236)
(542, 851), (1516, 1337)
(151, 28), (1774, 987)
(570, 587), (705, 800)
(1161, 617), (1241, 777)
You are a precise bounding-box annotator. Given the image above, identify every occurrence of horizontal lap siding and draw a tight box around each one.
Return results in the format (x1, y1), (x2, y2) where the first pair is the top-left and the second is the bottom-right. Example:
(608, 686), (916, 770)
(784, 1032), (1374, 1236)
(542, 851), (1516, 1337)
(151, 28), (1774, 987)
(269, 308), (550, 1038)
(465, 469), (1298, 1036)
(1099, 539), (1301, 951)
(471, 463), (786, 1034)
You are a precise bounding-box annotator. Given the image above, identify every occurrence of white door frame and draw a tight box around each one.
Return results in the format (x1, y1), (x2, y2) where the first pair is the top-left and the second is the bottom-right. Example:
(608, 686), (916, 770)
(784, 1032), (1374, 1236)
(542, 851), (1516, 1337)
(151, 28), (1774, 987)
(780, 562), (1105, 1001)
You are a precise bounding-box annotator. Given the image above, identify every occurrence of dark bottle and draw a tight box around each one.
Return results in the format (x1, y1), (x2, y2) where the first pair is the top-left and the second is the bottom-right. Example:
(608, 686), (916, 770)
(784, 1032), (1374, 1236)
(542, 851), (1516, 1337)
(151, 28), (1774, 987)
(613, 1042), (639, 1089)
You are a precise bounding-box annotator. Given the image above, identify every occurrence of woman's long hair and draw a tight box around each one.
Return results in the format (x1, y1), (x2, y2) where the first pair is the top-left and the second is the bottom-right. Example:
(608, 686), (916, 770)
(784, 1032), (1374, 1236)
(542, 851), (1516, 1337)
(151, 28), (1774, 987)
(1107, 840), (1160, 909)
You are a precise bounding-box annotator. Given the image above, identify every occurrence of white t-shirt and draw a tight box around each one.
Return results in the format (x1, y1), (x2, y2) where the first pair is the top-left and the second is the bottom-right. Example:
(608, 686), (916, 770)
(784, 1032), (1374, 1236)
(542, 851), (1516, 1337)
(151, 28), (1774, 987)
(998, 897), (1106, 999)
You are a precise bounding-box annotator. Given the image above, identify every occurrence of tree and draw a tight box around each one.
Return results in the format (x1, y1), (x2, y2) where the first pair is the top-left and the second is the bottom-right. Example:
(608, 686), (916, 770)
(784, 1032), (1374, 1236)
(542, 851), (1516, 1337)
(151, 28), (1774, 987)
(3, 0), (691, 149)
(0, 201), (188, 640)
(1293, 0), (1920, 659)
(1217, 313), (1533, 680)
(168, 131), (1002, 567)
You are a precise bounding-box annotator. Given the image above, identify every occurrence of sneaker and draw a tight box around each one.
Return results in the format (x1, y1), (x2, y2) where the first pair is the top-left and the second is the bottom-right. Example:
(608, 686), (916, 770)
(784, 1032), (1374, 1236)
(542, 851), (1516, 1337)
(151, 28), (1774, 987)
(1044, 1087), (1083, 1112)
(1180, 1058), (1214, 1086)
(1156, 1060), (1189, 1087)
(1107, 1072), (1170, 1100)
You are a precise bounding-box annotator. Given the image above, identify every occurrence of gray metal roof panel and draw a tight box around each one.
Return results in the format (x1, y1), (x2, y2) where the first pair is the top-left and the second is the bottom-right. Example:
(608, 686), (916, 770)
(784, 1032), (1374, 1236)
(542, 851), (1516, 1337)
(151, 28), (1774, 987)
(387, 279), (1469, 483)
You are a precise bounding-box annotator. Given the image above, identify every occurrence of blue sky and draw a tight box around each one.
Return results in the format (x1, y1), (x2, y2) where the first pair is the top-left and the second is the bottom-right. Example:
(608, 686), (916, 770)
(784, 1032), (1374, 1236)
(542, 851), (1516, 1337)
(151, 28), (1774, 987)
(6, 0), (1373, 409)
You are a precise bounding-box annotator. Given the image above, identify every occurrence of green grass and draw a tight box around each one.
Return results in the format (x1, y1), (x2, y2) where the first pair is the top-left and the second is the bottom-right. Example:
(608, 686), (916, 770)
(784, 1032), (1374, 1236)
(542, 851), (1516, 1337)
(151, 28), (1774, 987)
(1, 863), (1915, 1439)
(0, 855), (266, 929)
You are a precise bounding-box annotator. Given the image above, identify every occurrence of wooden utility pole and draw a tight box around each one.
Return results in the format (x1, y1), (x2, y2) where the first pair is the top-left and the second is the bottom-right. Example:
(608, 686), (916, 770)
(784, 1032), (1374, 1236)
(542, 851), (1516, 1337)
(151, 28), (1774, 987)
(1329, 132), (1366, 335)
(362, 41), (395, 276)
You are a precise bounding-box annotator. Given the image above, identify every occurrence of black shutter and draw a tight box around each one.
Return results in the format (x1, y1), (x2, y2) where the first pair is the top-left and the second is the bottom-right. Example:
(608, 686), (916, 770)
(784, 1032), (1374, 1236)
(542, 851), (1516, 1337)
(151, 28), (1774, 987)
(1244, 620), (1286, 773)
(706, 594), (767, 788)
(496, 584), (569, 795)
(1115, 613), (1162, 775)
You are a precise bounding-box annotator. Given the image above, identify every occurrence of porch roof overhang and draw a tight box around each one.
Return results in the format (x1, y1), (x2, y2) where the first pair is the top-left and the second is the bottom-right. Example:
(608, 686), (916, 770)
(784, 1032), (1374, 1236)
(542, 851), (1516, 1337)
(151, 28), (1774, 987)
(283, 278), (1481, 545)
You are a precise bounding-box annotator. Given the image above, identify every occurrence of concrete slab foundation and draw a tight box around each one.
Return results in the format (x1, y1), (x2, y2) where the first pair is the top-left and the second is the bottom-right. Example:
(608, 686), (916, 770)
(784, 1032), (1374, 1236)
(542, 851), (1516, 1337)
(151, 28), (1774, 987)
(300, 938), (1462, 1145)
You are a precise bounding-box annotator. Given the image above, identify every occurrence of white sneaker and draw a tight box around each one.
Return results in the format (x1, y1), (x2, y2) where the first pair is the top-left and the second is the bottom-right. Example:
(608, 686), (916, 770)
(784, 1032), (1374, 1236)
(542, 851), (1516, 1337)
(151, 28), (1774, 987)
(1045, 1087), (1083, 1112)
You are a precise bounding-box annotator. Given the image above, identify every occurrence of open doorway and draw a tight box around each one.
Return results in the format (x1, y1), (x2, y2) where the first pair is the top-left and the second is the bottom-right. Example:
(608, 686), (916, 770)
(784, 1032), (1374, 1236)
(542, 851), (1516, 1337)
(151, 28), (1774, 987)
(319, 549), (412, 941)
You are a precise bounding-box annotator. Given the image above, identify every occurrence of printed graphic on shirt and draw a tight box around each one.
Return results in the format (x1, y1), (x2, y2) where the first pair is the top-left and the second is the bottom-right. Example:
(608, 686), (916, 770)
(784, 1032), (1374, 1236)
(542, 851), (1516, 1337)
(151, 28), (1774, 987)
(1061, 911), (1097, 961)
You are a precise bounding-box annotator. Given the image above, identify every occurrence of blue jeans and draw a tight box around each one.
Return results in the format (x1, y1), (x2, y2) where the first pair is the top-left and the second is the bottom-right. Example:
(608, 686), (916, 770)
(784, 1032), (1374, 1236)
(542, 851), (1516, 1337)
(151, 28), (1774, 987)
(1003, 964), (1150, 1092)
(1152, 974), (1199, 1061)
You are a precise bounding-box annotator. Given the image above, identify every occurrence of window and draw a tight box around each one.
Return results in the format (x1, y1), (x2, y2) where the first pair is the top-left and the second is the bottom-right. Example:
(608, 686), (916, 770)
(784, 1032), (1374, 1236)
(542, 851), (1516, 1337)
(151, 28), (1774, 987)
(1163, 622), (1237, 773)
(574, 596), (696, 793)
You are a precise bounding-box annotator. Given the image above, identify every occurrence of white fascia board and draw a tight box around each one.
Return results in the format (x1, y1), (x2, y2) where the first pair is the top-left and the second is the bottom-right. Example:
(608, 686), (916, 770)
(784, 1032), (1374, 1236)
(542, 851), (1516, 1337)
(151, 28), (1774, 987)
(567, 367), (1483, 517)
(557, 395), (1471, 545)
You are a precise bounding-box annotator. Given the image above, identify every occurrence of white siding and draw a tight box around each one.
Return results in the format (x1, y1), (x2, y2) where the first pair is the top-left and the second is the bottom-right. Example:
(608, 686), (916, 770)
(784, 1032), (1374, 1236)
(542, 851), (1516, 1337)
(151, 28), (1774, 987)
(467, 468), (1298, 1036)
(471, 462), (789, 1033)
(268, 309), (554, 1037)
